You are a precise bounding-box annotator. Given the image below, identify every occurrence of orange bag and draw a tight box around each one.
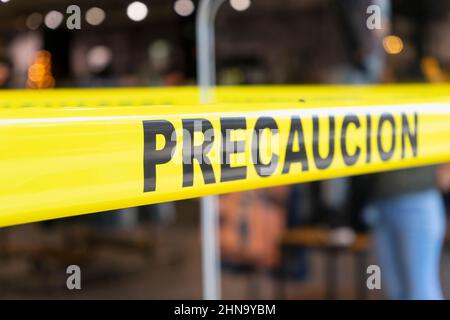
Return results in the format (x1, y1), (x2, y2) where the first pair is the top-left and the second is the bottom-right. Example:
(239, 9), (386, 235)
(219, 187), (289, 269)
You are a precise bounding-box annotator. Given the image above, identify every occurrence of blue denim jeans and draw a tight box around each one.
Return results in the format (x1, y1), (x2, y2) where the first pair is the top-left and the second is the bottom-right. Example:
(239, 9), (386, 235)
(365, 189), (446, 300)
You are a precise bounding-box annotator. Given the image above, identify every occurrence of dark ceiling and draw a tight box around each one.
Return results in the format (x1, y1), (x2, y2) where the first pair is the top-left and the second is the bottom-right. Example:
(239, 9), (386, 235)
(0, 0), (177, 31)
(0, 0), (448, 32)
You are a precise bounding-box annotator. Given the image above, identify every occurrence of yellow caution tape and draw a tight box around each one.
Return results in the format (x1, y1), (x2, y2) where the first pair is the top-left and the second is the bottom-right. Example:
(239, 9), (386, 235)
(0, 84), (450, 227)
(1, 83), (450, 107)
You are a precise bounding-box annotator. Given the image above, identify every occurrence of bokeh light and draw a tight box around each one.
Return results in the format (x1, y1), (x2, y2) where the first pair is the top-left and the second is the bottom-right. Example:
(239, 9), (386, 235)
(26, 12), (43, 30)
(127, 1), (148, 22)
(26, 50), (55, 89)
(383, 35), (404, 55)
(230, 0), (251, 11)
(87, 45), (113, 73)
(44, 10), (64, 29)
(86, 7), (106, 26)
(174, 0), (195, 17)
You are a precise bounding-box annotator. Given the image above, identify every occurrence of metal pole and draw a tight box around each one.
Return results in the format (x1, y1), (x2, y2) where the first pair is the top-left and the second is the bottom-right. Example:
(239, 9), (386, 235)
(196, 0), (226, 300)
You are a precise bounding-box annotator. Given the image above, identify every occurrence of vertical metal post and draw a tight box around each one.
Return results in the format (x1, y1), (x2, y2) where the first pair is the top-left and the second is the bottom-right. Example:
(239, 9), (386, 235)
(196, 0), (226, 300)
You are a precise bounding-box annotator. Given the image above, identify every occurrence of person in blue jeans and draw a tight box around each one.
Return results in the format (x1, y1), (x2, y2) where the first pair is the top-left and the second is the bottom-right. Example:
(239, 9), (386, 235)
(335, 0), (448, 300)
(365, 184), (446, 299)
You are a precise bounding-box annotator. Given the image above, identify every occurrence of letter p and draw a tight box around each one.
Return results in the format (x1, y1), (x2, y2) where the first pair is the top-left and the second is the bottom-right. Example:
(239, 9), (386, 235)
(143, 120), (176, 192)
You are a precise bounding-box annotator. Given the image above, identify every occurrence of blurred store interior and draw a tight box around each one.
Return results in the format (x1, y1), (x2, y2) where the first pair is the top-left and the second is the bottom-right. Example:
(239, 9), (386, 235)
(0, 0), (450, 299)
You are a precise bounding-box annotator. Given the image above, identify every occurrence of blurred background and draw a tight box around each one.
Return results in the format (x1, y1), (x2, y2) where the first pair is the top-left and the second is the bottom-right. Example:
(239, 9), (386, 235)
(0, 0), (450, 299)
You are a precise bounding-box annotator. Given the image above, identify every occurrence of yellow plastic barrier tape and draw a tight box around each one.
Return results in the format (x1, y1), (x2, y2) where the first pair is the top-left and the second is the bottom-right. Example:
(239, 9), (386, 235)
(0, 84), (450, 227)
(1, 83), (450, 107)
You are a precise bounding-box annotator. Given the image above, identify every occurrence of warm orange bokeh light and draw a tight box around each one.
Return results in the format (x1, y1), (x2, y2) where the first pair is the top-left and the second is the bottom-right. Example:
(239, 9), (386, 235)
(383, 35), (404, 55)
(26, 50), (55, 89)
